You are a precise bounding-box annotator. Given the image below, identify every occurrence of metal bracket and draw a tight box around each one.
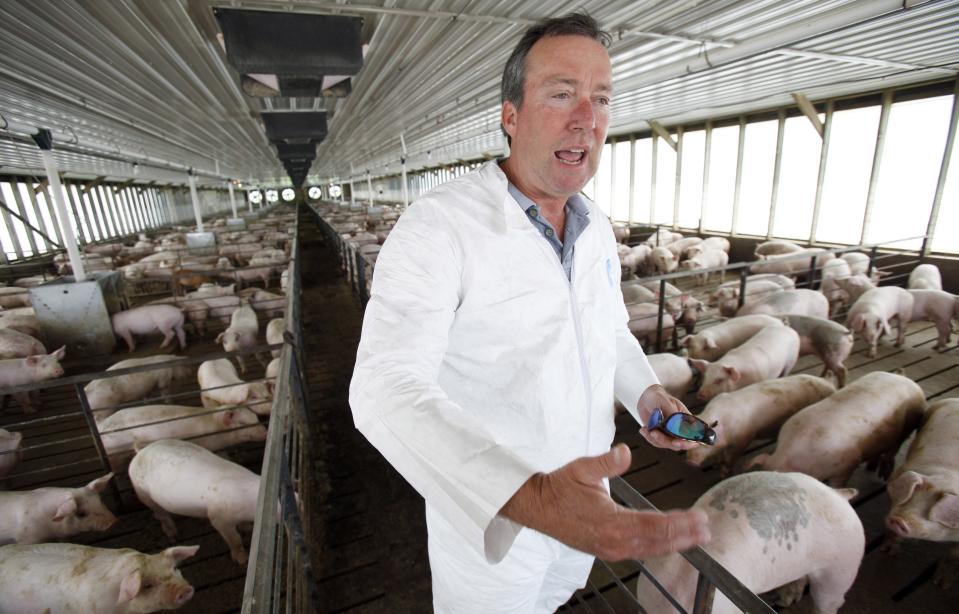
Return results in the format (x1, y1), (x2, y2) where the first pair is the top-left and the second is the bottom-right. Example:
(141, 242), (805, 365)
(792, 93), (825, 138)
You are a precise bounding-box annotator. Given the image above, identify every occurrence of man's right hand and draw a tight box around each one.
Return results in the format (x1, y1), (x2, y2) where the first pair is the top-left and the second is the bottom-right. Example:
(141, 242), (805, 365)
(499, 443), (710, 561)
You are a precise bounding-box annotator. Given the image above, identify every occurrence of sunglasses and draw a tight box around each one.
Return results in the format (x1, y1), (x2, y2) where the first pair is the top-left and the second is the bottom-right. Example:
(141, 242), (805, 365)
(647, 408), (718, 446)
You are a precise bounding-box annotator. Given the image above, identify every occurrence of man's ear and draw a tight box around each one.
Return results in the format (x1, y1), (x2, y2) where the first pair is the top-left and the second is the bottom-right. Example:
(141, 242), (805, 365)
(501, 101), (518, 140)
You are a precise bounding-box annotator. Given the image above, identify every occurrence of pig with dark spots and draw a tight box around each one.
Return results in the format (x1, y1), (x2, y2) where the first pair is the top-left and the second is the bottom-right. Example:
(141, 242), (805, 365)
(847, 286), (914, 357)
(0, 543), (197, 613)
(130, 440), (260, 565)
(687, 375), (836, 476)
(0, 346), (66, 413)
(0, 474), (116, 545)
(746, 372), (925, 486)
(782, 315), (854, 387)
(689, 326), (800, 401)
(680, 314), (784, 362)
(636, 472), (864, 614)
(886, 398), (959, 588)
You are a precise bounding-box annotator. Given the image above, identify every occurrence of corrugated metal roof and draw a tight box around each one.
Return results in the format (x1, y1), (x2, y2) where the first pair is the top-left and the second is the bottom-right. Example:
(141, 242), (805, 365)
(0, 0), (956, 187)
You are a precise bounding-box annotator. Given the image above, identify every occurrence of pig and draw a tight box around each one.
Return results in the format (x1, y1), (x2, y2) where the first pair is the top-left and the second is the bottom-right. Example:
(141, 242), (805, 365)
(782, 315), (855, 387)
(187, 283), (240, 330)
(247, 289), (285, 319)
(646, 353), (698, 398)
(643, 228), (683, 247)
(84, 355), (194, 422)
(0, 314), (39, 337)
(649, 246), (679, 274)
(198, 359), (272, 416)
(0, 429), (22, 480)
(833, 273), (878, 303)
(0, 287), (31, 309)
(754, 239), (803, 258)
(265, 357), (281, 395)
(98, 404), (267, 470)
(266, 318), (285, 358)
(0, 329), (45, 359)
(665, 237), (703, 257)
(0, 346), (66, 413)
(745, 371), (925, 485)
(636, 472), (863, 614)
(841, 251), (872, 275)
(0, 542), (197, 613)
(680, 314), (784, 362)
(846, 286), (914, 357)
(621, 244), (651, 275)
(885, 398), (959, 588)
(112, 304), (187, 353)
(130, 439), (261, 565)
(716, 280), (786, 317)
(611, 224), (629, 244)
(627, 303), (674, 348)
(908, 289), (958, 349)
(712, 274), (795, 304)
(216, 304), (261, 373)
(736, 288), (829, 319)
(908, 263), (942, 290)
(687, 375), (837, 475)
(820, 258), (852, 315)
(685, 236), (730, 259)
(0, 474), (116, 545)
(632, 281), (703, 333)
(621, 283), (656, 305)
(679, 248), (728, 285)
(689, 325), (800, 401)
(749, 248), (835, 275)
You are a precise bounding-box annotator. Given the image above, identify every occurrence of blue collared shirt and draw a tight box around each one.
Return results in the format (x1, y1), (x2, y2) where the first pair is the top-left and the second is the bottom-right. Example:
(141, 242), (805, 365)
(507, 184), (591, 280)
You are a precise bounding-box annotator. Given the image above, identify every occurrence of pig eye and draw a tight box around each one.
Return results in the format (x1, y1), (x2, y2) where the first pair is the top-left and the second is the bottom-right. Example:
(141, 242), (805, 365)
(76, 509), (87, 518)
(142, 582), (155, 591)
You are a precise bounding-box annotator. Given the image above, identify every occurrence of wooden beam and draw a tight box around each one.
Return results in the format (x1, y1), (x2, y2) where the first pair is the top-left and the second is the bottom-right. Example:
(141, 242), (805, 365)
(648, 121), (677, 151)
(81, 176), (106, 194)
(792, 93), (824, 138)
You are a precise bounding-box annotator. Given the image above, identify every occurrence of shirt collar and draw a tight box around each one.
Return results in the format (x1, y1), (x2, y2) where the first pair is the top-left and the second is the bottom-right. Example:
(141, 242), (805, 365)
(506, 182), (591, 218)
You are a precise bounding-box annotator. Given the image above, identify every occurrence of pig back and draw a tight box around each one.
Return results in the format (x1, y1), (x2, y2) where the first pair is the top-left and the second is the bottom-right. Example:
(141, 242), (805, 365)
(896, 398), (959, 476)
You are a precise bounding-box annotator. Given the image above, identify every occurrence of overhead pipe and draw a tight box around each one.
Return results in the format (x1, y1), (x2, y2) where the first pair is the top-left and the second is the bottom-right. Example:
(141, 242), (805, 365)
(33, 131), (86, 281)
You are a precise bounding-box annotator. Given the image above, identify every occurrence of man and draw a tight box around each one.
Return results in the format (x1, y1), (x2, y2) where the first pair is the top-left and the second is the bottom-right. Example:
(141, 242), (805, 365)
(350, 12), (710, 613)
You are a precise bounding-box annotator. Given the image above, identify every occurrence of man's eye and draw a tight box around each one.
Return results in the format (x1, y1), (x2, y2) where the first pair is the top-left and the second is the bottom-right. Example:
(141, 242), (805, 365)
(597, 97), (611, 106)
(553, 92), (570, 99)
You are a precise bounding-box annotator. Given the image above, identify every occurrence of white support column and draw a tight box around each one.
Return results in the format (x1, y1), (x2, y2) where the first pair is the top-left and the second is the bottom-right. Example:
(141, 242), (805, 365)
(349, 163), (356, 206)
(860, 90), (893, 245)
(924, 78), (959, 255)
(628, 137), (636, 223)
(699, 121), (712, 235)
(367, 170), (374, 206)
(809, 101), (834, 244)
(164, 188), (177, 224)
(400, 133), (410, 209)
(228, 181), (238, 218)
(39, 149), (86, 281)
(673, 127), (683, 230)
(188, 173), (203, 232)
(248, 189), (254, 214)
(730, 117), (747, 237)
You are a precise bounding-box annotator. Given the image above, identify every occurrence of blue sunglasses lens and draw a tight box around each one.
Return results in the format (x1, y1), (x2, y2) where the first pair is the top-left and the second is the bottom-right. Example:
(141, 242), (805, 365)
(648, 408), (664, 430)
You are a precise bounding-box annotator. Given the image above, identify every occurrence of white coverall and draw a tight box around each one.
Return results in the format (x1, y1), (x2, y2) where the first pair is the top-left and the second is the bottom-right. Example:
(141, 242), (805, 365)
(349, 160), (659, 612)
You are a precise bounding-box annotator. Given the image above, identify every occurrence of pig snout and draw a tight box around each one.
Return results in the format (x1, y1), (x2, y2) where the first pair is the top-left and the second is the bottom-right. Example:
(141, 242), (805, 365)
(887, 515), (911, 537)
(175, 585), (195, 606)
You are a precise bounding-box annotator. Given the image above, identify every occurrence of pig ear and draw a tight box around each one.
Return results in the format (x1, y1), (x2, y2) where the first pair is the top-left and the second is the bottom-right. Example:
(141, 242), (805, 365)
(162, 545), (200, 566)
(53, 345), (66, 360)
(215, 332), (224, 344)
(723, 365), (741, 382)
(705, 337), (719, 350)
(25, 355), (39, 366)
(53, 496), (78, 521)
(687, 358), (709, 373)
(834, 488), (858, 501)
(679, 335), (691, 347)
(887, 471), (924, 506)
(849, 313), (864, 331)
(118, 569), (142, 603)
(87, 472), (114, 493)
(930, 493), (959, 529)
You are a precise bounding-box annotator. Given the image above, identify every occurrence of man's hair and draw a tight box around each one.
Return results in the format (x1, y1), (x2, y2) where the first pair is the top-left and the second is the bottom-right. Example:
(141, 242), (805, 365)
(500, 12), (612, 144)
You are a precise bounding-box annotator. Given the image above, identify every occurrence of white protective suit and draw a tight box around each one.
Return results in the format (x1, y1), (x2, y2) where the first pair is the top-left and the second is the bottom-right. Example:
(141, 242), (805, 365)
(349, 160), (659, 612)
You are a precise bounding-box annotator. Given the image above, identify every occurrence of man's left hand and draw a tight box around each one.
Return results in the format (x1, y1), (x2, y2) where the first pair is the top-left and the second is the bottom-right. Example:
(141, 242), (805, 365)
(637, 384), (700, 451)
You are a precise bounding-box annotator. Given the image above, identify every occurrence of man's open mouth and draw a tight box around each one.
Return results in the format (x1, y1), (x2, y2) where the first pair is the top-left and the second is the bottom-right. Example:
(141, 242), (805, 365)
(555, 149), (586, 165)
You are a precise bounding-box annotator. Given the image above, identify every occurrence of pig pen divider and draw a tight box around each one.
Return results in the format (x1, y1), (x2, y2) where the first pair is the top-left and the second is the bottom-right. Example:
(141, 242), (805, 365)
(242, 203), (321, 614)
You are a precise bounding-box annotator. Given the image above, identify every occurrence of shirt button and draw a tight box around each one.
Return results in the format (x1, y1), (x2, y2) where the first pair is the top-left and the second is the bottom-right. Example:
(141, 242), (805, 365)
(545, 228), (554, 237)
(528, 208), (538, 217)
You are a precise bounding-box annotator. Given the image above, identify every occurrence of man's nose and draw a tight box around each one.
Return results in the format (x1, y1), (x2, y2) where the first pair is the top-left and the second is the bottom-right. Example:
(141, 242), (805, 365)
(569, 96), (596, 131)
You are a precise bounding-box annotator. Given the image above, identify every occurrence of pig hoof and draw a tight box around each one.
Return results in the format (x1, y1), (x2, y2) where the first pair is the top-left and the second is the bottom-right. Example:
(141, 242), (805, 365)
(233, 551), (248, 566)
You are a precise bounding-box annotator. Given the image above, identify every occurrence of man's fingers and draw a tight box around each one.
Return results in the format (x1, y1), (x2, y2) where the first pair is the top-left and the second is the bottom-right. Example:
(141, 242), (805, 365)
(590, 443), (631, 480)
(600, 508), (711, 561)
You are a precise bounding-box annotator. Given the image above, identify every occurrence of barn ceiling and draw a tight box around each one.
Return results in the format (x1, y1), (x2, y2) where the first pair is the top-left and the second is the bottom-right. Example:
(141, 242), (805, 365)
(0, 0), (957, 188)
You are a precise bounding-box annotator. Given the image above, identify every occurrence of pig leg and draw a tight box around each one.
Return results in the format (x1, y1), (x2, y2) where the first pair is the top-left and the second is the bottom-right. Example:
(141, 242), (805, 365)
(807, 560), (858, 614)
(934, 545), (959, 589)
(894, 315), (907, 347)
(13, 391), (36, 414)
(934, 319), (951, 350)
(159, 327), (176, 349)
(819, 361), (847, 389)
(119, 329), (136, 352)
(210, 513), (247, 565)
(769, 577), (808, 607)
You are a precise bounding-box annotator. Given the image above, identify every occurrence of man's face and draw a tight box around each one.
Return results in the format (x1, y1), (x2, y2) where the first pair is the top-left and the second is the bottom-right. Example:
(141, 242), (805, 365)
(501, 34), (612, 201)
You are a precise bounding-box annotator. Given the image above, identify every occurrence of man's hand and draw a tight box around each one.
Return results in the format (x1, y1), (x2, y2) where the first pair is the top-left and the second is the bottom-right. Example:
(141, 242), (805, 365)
(500, 444), (710, 561)
(637, 384), (701, 451)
